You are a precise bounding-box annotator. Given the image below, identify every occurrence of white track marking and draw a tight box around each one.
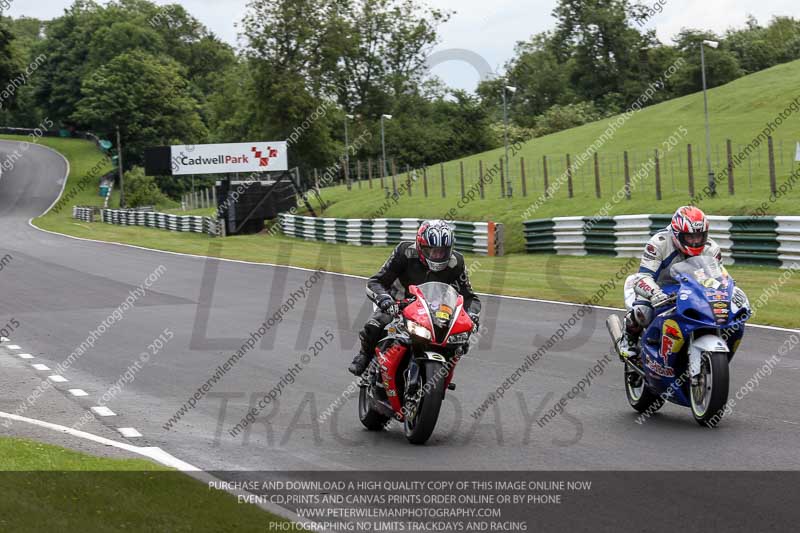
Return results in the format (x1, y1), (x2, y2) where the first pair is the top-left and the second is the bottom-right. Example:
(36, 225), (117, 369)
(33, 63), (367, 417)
(47, 375), (67, 383)
(7, 345), (21, 350)
(29, 221), (799, 335)
(117, 427), (142, 438)
(0, 410), (190, 468)
(68, 389), (88, 397)
(17, 353), (34, 359)
(91, 406), (116, 417)
(1, 337), (9, 342)
(31, 363), (50, 371)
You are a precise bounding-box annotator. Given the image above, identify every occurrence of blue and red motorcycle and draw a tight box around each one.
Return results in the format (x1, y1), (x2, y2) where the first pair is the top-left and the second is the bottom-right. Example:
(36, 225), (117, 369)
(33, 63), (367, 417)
(607, 256), (751, 427)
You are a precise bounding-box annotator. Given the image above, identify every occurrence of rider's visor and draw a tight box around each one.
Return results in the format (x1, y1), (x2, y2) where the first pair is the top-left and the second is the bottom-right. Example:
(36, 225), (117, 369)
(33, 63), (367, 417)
(422, 245), (451, 262)
(681, 231), (708, 249)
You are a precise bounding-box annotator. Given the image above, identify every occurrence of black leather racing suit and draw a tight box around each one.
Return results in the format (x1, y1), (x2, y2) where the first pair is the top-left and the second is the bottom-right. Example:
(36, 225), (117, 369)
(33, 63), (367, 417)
(358, 241), (482, 358)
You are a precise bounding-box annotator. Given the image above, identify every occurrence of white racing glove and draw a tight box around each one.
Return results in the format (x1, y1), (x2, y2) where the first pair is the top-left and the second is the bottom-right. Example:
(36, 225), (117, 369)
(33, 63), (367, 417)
(650, 288), (671, 308)
(633, 275), (670, 307)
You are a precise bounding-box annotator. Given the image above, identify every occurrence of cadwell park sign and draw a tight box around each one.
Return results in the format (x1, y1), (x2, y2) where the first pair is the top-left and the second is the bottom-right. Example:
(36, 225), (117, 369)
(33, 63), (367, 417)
(144, 141), (289, 177)
(170, 142), (288, 175)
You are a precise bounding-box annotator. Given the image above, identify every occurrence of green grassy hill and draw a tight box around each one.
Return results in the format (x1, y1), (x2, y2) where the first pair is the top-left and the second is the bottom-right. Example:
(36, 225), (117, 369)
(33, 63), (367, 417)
(320, 59), (800, 253)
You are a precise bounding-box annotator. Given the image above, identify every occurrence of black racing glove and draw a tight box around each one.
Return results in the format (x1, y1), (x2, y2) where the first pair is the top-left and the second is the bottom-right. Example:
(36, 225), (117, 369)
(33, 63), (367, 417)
(377, 294), (398, 316)
(468, 312), (480, 330)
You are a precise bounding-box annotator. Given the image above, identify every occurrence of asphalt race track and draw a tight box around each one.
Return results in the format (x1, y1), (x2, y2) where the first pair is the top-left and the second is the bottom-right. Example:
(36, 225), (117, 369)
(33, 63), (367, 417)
(2, 140), (799, 473)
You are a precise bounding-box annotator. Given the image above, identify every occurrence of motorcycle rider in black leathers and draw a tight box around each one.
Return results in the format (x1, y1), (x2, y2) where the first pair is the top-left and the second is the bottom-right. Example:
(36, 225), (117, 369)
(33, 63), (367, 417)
(348, 219), (482, 375)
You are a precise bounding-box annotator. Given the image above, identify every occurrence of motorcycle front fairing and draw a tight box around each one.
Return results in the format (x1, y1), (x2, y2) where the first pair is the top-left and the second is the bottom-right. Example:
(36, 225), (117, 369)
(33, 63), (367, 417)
(402, 282), (473, 391)
(371, 283), (473, 420)
(403, 283), (473, 349)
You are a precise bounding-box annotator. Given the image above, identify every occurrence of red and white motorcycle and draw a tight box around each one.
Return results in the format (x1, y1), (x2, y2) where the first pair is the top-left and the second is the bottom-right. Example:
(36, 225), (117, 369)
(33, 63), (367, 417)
(358, 282), (475, 444)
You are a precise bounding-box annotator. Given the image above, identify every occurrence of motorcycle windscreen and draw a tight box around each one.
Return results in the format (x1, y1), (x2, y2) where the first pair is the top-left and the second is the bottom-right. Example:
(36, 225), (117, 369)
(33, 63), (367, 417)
(669, 255), (725, 284)
(416, 282), (459, 344)
(670, 255), (732, 324)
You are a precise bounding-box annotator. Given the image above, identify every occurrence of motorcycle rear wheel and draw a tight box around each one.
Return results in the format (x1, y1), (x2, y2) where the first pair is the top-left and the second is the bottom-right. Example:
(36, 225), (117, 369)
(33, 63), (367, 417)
(691, 351), (729, 428)
(404, 361), (446, 445)
(625, 363), (663, 414)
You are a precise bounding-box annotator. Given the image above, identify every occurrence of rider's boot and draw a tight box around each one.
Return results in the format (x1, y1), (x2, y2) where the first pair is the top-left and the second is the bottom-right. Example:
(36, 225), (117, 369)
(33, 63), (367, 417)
(617, 310), (642, 362)
(348, 352), (372, 376)
(348, 324), (381, 375)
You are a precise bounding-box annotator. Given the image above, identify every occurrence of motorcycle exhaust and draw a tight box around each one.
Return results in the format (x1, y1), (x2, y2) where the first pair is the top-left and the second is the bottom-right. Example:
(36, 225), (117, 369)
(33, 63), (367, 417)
(606, 315), (623, 349)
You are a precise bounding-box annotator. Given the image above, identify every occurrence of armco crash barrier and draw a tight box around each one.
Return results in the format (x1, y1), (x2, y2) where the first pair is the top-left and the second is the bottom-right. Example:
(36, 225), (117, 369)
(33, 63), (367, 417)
(72, 207), (221, 237)
(279, 214), (505, 256)
(524, 214), (800, 269)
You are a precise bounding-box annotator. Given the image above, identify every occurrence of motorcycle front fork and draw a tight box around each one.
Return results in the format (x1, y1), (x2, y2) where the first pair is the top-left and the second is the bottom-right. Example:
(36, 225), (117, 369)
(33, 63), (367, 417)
(404, 358), (421, 398)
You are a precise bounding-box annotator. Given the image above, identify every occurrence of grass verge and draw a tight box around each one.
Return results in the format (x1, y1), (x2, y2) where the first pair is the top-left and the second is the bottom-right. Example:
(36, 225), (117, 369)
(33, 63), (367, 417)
(0, 437), (295, 532)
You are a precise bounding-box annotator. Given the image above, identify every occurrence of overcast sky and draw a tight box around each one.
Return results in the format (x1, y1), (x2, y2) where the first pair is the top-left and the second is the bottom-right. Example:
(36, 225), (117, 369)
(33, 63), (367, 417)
(6, 0), (799, 91)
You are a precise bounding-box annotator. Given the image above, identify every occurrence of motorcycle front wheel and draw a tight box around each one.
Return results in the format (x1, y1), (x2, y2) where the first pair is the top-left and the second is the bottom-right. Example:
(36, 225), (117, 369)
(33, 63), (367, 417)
(690, 351), (729, 428)
(404, 361), (446, 445)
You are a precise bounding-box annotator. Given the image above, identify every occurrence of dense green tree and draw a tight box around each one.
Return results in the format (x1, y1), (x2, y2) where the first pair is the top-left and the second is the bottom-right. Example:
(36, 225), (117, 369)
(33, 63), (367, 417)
(204, 62), (260, 143)
(323, 0), (450, 117)
(478, 33), (575, 128)
(240, 0), (339, 169)
(240, 0), (454, 170)
(670, 30), (743, 95)
(32, 1), (104, 124)
(0, 18), (21, 102)
(143, 2), (236, 95)
(4, 17), (44, 59)
(72, 50), (208, 165)
(123, 166), (172, 207)
(533, 101), (602, 137)
(369, 90), (496, 169)
(32, 0), (234, 125)
(725, 16), (800, 74)
(551, 0), (654, 106)
(0, 17), (45, 125)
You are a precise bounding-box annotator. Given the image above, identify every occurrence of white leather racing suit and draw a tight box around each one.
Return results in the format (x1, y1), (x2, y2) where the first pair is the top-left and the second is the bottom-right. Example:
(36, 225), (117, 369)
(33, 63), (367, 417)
(624, 228), (722, 329)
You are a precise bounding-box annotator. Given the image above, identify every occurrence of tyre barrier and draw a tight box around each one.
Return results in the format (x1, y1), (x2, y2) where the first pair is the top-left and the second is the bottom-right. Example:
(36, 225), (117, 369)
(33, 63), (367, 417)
(72, 207), (221, 237)
(524, 214), (800, 268)
(279, 214), (504, 256)
(72, 206), (100, 223)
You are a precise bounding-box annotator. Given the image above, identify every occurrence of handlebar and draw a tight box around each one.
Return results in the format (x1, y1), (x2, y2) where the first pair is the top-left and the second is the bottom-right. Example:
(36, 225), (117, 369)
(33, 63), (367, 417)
(397, 296), (416, 312)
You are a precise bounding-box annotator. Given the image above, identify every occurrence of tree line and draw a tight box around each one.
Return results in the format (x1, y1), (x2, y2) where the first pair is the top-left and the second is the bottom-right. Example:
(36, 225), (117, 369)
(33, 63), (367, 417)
(0, 0), (798, 200)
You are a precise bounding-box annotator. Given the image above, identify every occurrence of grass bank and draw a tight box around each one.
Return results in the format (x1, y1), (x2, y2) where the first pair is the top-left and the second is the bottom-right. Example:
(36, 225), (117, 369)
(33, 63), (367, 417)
(0, 437), (294, 532)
